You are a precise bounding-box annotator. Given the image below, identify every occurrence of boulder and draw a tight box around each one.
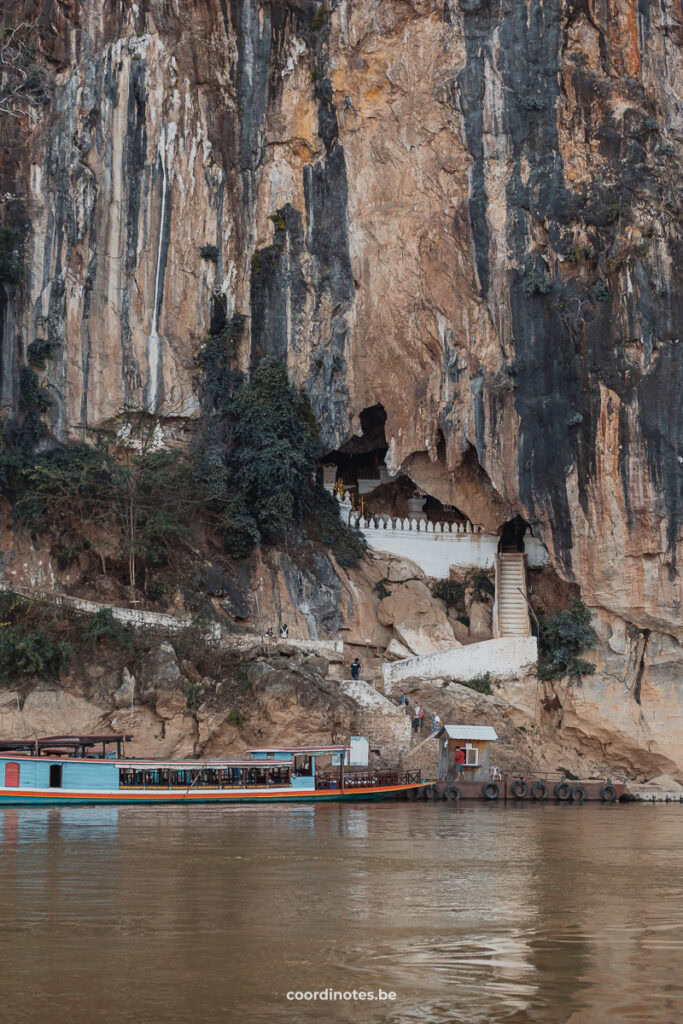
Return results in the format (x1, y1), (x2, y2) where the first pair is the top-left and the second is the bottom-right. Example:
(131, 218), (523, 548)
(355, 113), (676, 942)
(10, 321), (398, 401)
(113, 667), (136, 709)
(469, 600), (493, 640)
(379, 580), (460, 656)
(450, 618), (470, 644)
(385, 638), (414, 661)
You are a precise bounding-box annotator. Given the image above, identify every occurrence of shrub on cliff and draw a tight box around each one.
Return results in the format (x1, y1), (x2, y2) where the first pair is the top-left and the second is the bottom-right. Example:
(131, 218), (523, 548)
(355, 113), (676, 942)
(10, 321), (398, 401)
(0, 592), (70, 683)
(209, 359), (365, 566)
(537, 599), (597, 683)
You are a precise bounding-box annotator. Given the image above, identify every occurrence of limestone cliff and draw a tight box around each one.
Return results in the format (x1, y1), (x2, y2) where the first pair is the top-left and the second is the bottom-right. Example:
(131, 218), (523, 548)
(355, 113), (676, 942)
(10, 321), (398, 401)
(0, 1), (681, 773)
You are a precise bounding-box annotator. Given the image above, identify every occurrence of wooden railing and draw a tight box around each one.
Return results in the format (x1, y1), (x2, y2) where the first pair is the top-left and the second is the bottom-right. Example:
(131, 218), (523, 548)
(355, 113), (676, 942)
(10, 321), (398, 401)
(315, 769), (422, 790)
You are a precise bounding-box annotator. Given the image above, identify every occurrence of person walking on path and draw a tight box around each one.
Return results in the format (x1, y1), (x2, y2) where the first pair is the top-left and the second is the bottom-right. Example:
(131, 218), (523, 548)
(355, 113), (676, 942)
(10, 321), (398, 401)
(351, 658), (361, 680)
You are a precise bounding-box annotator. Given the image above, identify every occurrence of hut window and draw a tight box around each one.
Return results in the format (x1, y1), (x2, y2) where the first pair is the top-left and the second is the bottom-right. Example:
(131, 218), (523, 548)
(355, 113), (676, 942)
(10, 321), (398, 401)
(49, 764), (62, 788)
(465, 745), (479, 766)
(4, 762), (20, 787)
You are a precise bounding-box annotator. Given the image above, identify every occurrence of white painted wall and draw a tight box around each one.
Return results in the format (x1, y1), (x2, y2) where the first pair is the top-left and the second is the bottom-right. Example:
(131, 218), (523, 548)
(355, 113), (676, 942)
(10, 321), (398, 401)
(357, 524), (499, 576)
(352, 516), (551, 577)
(383, 636), (538, 690)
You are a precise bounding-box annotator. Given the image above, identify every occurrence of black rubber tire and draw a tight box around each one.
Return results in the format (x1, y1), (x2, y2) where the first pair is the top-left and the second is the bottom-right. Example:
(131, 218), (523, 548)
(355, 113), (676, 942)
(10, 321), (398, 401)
(601, 784), (617, 803)
(424, 784), (439, 800)
(444, 785), (460, 802)
(554, 782), (571, 801)
(531, 781), (548, 801)
(570, 786), (586, 803)
(511, 780), (528, 799)
(483, 782), (499, 800)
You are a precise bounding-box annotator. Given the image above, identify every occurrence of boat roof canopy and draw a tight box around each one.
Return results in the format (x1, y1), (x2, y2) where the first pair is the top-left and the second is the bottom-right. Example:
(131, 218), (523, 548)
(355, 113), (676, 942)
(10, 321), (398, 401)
(247, 745), (350, 755)
(38, 734), (133, 746)
(118, 759), (294, 769)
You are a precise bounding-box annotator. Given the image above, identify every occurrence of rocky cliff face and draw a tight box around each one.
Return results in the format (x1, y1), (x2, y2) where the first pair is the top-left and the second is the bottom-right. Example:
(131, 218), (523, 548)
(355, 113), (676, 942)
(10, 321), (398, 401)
(0, 1), (681, 770)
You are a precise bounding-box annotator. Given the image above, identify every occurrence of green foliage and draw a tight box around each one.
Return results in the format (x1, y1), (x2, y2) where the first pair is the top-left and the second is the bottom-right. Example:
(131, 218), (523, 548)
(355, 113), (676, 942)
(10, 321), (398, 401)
(199, 244), (219, 262)
(459, 672), (493, 695)
(27, 337), (56, 368)
(80, 608), (133, 649)
(432, 579), (465, 609)
(227, 707), (244, 726)
(18, 419), (199, 590)
(524, 272), (552, 297)
(471, 571), (494, 602)
(198, 315), (245, 415)
(268, 214), (286, 231)
(567, 412), (584, 427)
(0, 364), (50, 500)
(0, 226), (23, 285)
(227, 360), (320, 547)
(308, 485), (367, 568)
(0, 592), (70, 684)
(566, 245), (597, 263)
(644, 117), (658, 132)
(183, 680), (204, 711)
(521, 96), (544, 111)
(251, 252), (262, 272)
(594, 279), (609, 302)
(537, 599), (597, 683)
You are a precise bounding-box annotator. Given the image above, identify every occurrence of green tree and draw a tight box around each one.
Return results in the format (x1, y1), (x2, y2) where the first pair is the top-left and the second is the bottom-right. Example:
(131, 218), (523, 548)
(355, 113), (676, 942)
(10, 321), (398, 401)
(538, 599), (597, 682)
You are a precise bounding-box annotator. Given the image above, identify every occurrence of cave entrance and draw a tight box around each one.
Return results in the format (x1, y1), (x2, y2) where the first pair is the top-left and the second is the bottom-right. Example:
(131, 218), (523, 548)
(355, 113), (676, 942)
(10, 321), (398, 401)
(321, 404), (389, 506)
(499, 516), (528, 552)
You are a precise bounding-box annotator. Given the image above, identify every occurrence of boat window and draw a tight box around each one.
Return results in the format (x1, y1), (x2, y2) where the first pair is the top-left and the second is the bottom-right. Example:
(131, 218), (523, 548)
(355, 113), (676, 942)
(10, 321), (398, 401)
(4, 762), (20, 787)
(119, 769), (145, 788)
(269, 766), (290, 786)
(294, 756), (313, 777)
(49, 764), (62, 788)
(247, 766), (268, 786)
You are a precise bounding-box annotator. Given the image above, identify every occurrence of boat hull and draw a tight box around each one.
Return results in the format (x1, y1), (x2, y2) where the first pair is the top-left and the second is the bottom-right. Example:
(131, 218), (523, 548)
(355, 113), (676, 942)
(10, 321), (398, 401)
(0, 783), (429, 806)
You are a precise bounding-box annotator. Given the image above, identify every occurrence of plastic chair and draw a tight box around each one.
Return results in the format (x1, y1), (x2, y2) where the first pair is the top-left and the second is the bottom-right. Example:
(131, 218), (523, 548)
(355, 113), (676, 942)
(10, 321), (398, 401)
(490, 766), (502, 781)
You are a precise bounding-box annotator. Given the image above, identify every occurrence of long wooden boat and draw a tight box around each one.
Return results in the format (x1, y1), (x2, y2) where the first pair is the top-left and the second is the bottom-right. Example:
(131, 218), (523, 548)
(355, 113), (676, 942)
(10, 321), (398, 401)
(0, 735), (428, 805)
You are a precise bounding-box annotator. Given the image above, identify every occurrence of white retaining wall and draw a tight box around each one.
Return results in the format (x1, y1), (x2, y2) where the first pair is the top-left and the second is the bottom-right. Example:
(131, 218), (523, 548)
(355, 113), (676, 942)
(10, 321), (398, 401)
(383, 636), (538, 690)
(349, 515), (550, 577)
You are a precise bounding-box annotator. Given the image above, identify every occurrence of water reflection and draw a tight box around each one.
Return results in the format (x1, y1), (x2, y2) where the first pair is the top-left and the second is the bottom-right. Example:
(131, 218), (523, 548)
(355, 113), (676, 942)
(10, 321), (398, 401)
(0, 803), (680, 1023)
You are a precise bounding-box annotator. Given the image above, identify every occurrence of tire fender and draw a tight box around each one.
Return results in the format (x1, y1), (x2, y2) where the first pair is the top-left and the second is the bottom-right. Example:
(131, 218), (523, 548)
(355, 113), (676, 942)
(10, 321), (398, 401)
(600, 782), (617, 803)
(511, 779), (528, 799)
(483, 782), (499, 800)
(444, 785), (460, 802)
(554, 782), (571, 801)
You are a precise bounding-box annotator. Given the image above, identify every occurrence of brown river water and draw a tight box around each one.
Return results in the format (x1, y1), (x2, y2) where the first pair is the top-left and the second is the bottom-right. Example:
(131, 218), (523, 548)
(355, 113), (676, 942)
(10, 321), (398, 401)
(0, 802), (681, 1024)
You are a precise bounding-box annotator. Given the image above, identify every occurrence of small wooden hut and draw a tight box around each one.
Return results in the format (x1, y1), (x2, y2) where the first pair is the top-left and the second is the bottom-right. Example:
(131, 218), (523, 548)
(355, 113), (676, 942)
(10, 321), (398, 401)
(438, 725), (499, 784)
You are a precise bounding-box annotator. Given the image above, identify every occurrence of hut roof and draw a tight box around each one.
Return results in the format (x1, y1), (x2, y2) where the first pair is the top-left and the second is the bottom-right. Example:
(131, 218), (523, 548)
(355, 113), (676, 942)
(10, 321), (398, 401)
(442, 725), (499, 741)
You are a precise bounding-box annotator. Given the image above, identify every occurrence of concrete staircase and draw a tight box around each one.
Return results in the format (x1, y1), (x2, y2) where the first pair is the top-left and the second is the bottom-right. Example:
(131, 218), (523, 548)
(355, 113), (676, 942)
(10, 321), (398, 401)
(494, 552), (530, 637)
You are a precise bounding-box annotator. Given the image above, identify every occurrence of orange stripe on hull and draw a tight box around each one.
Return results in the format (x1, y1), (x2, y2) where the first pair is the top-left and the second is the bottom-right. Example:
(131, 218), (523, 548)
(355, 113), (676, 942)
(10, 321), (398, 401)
(0, 783), (428, 802)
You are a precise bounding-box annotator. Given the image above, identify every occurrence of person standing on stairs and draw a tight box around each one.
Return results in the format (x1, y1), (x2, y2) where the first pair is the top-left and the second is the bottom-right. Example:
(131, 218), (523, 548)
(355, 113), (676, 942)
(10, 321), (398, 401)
(351, 658), (361, 680)
(412, 704), (424, 733)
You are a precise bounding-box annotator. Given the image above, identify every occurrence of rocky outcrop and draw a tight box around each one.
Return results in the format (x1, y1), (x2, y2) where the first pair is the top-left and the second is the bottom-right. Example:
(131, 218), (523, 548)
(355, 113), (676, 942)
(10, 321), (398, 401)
(0, 1), (680, 775)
